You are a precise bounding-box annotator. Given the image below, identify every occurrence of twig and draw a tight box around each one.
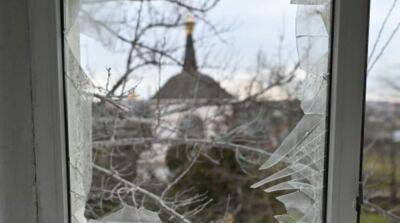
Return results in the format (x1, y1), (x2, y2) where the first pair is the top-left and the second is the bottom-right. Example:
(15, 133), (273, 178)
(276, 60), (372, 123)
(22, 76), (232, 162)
(368, 0), (398, 62)
(368, 21), (400, 73)
(93, 137), (273, 157)
(93, 164), (192, 223)
(162, 148), (201, 198)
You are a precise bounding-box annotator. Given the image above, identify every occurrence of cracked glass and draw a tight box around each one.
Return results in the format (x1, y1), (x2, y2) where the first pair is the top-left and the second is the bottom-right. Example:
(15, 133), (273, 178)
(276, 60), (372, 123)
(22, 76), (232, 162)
(360, 0), (400, 222)
(63, 0), (333, 222)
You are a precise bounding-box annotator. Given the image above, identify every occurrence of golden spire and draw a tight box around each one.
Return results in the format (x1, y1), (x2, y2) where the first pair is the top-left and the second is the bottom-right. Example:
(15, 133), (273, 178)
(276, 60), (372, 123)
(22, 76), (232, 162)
(185, 14), (195, 34)
(182, 14), (198, 72)
(127, 89), (138, 101)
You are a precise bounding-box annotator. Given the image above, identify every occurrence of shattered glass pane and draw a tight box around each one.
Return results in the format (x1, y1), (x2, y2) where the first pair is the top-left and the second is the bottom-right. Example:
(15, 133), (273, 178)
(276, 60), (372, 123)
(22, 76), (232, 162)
(89, 206), (162, 223)
(252, 1), (331, 222)
(65, 1), (94, 222)
(296, 3), (330, 115)
(64, 0), (332, 222)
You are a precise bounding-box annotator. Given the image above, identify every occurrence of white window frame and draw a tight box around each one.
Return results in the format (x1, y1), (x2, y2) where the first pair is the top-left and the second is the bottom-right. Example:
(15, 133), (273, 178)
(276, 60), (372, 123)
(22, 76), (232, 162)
(30, 0), (69, 222)
(326, 0), (370, 222)
(0, 0), (371, 222)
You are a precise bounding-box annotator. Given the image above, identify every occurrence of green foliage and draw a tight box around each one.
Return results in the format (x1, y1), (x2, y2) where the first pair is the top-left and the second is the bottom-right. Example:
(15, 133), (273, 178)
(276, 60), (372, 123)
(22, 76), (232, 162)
(363, 152), (400, 187)
(360, 212), (389, 223)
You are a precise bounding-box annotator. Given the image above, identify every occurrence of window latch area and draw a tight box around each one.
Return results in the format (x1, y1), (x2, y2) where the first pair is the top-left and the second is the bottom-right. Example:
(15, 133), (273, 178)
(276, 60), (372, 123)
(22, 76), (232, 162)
(356, 181), (364, 213)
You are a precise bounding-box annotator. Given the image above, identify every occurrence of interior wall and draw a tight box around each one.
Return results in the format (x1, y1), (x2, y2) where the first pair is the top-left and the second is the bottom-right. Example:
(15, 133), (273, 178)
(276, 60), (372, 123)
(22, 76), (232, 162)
(0, 0), (37, 222)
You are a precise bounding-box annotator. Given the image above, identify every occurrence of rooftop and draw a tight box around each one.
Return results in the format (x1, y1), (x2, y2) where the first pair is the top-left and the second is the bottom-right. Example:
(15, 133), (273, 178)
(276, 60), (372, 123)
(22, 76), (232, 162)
(153, 18), (233, 101)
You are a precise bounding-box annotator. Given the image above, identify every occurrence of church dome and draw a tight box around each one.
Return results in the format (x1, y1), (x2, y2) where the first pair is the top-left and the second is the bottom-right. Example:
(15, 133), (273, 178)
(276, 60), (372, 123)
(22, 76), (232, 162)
(153, 17), (233, 101)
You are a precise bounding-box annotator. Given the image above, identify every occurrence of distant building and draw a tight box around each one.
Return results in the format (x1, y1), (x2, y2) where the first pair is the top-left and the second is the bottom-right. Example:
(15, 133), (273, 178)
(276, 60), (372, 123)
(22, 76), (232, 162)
(150, 18), (234, 141)
(152, 18), (233, 102)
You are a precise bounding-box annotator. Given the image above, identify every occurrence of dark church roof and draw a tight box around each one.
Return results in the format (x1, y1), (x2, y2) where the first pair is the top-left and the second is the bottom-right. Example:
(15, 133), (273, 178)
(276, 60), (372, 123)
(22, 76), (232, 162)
(153, 71), (233, 100)
(153, 19), (233, 100)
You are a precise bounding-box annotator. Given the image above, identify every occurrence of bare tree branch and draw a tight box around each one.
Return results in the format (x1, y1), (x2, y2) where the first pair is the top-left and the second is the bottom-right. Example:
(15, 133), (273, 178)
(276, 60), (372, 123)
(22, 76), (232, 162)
(93, 164), (192, 223)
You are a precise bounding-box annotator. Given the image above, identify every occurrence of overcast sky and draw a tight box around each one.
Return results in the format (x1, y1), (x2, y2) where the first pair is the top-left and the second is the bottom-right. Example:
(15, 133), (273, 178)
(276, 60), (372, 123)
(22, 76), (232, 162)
(79, 0), (400, 101)
(368, 0), (400, 101)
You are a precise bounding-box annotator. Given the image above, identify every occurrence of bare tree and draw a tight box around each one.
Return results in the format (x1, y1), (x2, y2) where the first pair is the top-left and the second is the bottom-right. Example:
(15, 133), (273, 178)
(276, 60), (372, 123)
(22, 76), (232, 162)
(67, 1), (312, 222)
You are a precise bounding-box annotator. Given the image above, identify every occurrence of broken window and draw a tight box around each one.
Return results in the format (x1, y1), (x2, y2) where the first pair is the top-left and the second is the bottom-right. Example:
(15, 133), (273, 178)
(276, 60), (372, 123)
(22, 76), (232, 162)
(63, 0), (332, 222)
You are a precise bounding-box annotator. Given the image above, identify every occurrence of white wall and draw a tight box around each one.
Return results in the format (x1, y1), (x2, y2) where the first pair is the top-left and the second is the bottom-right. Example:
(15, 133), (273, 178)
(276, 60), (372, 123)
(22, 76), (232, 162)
(0, 0), (37, 222)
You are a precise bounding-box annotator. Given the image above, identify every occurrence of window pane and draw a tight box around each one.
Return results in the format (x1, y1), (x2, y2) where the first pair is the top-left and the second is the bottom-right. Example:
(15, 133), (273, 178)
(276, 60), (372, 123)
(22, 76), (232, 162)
(361, 0), (400, 222)
(63, 0), (333, 222)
